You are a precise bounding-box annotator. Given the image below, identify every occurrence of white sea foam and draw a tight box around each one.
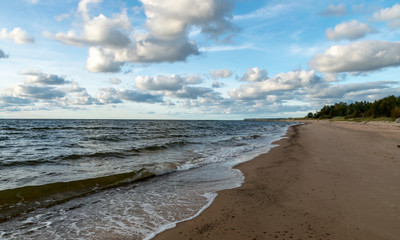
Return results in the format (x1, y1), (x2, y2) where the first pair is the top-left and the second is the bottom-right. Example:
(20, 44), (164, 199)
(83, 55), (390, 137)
(144, 192), (217, 240)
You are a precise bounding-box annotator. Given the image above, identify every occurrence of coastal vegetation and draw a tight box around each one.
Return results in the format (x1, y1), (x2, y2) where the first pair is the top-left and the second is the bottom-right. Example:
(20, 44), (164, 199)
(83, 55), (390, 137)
(306, 95), (400, 120)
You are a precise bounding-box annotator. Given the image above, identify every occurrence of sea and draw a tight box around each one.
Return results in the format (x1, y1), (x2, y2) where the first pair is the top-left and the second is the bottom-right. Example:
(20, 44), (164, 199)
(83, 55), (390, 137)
(0, 119), (294, 239)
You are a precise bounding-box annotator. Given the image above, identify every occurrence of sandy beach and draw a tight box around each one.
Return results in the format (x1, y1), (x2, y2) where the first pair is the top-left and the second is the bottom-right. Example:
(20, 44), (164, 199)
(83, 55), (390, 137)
(155, 121), (400, 240)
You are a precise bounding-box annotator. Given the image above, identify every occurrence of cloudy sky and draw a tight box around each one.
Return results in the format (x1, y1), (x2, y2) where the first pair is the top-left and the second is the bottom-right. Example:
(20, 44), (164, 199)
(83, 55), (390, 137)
(1, 0), (400, 119)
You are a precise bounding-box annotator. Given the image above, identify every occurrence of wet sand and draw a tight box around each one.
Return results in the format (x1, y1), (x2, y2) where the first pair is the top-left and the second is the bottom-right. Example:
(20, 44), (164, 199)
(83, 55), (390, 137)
(155, 121), (400, 240)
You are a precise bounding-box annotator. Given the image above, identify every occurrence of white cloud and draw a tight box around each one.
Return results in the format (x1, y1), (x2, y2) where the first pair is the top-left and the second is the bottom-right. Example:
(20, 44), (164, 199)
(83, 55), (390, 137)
(0, 71), (99, 110)
(0, 28), (34, 44)
(117, 89), (164, 103)
(78, 0), (103, 21)
(343, 87), (400, 102)
(95, 88), (123, 104)
(65, 82), (87, 93)
(212, 81), (221, 88)
(229, 69), (318, 100)
(13, 84), (66, 100)
(45, 9), (132, 48)
(0, 96), (34, 110)
(319, 4), (347, 16)
(142, 0), (237, 40)
(135, 74), (202, 91)
(109, 77), (122, 84)
(134, 73), (224, 101)
(95, 87), (163, 104)
(210, 68), (232, 79)
(307, 81), (398, 99)
(240, 67), (268, 82)
(179, 89), (232, 114)
(373, 3), (400, 28)
(45, 0), (237, 72)
(85, 47), (124, 72)
(322, 72), (342, 82)
(168, 86), (213, 99)
(0, 49), (8, 59)
(326, 20), (375, 41)
(20, 70), (69, 85)
(67, 91), (95, 105)
(309, 40), (400, 73)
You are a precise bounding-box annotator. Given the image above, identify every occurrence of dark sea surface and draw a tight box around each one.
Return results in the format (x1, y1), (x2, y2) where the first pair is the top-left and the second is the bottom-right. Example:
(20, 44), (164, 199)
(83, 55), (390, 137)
(0, 119), (293, 239)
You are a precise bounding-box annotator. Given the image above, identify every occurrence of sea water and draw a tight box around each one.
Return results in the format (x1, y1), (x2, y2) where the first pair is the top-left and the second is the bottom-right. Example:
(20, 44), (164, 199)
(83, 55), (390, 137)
(0, 119), (293, 239)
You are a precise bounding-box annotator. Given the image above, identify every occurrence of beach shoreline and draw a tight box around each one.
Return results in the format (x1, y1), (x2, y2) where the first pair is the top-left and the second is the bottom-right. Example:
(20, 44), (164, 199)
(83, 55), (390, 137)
(155, 121), (400, 239)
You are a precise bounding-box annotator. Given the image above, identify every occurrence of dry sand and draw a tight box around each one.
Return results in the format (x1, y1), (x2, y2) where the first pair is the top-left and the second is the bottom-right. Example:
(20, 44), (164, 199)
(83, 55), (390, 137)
(155, 121), (400, 240)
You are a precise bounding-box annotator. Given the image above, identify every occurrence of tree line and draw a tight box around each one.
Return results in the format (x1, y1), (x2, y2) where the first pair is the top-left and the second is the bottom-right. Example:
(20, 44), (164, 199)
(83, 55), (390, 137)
(306, 95), (400, 119)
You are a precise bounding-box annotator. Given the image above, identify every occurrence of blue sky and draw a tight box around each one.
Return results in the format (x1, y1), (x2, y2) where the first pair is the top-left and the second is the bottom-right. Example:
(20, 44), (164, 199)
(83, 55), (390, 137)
(1, 0), (400, 119)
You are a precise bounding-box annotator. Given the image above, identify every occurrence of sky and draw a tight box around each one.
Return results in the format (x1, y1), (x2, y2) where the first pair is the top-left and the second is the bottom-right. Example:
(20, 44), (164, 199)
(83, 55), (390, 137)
(1, 0), (400, 119)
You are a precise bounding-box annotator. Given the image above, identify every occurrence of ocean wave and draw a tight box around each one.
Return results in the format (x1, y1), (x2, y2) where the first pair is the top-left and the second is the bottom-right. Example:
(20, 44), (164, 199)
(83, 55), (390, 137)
(1, 127), (22, 131)
(58, 151), (135, 161)
(31, 127), (75, 130)
(82, 135), (124, 142)
(58, 141), (189, 161)
(0, 169), (155, 223)
(0, 136), (9, 141)
(0, 159), (55, 168)
(1, 126), (129, 132)
(0, 141), (192, 171)
(139, 140), (188, 151)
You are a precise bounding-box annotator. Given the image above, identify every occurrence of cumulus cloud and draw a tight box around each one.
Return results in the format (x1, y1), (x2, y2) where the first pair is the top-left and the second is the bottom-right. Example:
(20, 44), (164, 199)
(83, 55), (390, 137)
(344, 87), (400, 102)
(309, 40), (400, 73)
(1, 69), (169, 111)
(118, 89), (164, 103)
(0, 70), (100, 111)
(373, 3), (400, 28)
(45, 9), (132, 48)
(95, 87), (163, 104)
(85, 47), (124, 72)
(134, 73), (224, 102)
(0, 96), (34, 109)
(13, 84), (66, 100)
(67, 91), (95, 105)
(95, 88), (123, 104)
(109, 77), (122, 84)
(212, 81), (221, 88)
(168, 86), (213, 99)
(240, 67), (268, 82)
(307, 81), (398, 99)
(210, 68), (232, 79)
(78, 0), (102, 20)
(0, 28), (34, 44)
(0, 96), (34, 112)
(0, 49), (8, 59)
(179, 90), (234, 114)
(142, 0), (237, 40)
(326, 20), (375, 41)
(230, 70), (319, 100)
(319, 4), (347, 16)
(45, 0), (237, 72)
(135, 74), (202, 91)
(20, 70), (70, 85)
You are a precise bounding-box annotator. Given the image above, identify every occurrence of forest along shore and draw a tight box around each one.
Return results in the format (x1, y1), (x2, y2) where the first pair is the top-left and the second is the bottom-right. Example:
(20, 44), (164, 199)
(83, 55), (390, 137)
(155, 121), (400, 240)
